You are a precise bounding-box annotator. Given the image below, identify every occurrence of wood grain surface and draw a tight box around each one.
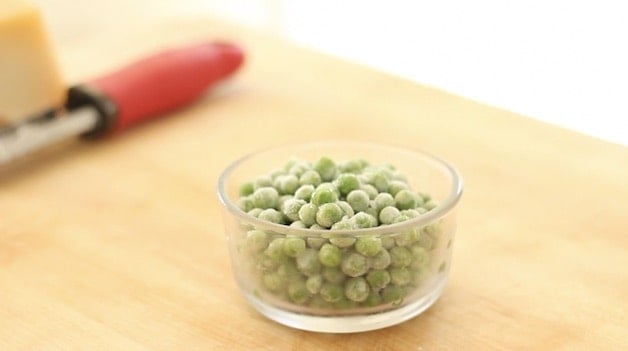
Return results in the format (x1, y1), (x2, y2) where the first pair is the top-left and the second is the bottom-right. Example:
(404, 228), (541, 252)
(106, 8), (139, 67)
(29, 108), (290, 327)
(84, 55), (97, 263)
(1, 1), (627, 350)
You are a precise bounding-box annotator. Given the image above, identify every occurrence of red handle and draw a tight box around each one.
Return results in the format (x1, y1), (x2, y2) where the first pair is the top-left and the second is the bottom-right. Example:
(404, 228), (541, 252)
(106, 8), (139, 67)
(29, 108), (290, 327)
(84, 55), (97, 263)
(88, 42), (244, 133)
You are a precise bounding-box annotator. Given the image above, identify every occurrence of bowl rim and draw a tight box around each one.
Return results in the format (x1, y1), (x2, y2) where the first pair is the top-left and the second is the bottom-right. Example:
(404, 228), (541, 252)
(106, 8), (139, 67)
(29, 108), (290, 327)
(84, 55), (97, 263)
(216, 141), (463, 237)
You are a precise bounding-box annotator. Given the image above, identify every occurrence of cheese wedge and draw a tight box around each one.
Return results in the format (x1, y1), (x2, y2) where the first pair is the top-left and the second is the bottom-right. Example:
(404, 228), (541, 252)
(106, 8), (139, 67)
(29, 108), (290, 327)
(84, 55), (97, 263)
(0, 0), (65, 125)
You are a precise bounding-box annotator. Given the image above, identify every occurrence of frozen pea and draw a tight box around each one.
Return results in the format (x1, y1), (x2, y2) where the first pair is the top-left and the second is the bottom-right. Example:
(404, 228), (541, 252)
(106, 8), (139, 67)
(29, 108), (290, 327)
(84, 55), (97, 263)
(410, 244), (429, 269)
(288, 279), (310, 304)
(368, 171), (389, 192)
(410, 267), (429, 287)
(319, 283), (344, 303)
(294, 184), (315, 201)
(239, 196), (255, 212)
(338, 159), (364, 173)
(309, 295), (331, 310)
(314, 157), (338, 182)
(265, 238), (287, 262)
(387, 180), (409, 196)
(379, 206), (401, 225)
(273, 174), (299, 195)
(351, 212), (377, 229)
(298, 203), (318, 226)
(311, 188), (338, 206)
(393, 229), (420, 247)
(318, 243), (342, 267)
(296, 248), (322, 276)
(252, 187), (279, 209)
(354, 236), (382, 257)
(257, 255), (279, 272)
(423, 200), (438, 211)
(401, 209), (421, 218)
(269, 169), (287, 180)
(282, 198), (306, 222)
(364, 201), (380, 224)
(366, 269), (391, 290)
(239, 182), (255, 196)
(417, 233), (434, 250)
(344, 277), (370, 302)
(360, 184), (379, 200)
(306, 237), (327, 249)
(283, 237), (306, 257)
(247, 208), (263, 218)
(381, 285), (405, 304)
(309, 224), (325, 230)
(289, 163), (310, 177)
(333, 297), (358, 310)
(391, 170), (407, 181)
(277, 195), (292, 211)
(381, 236), (396, 249)
(334, 173), (360, 195)
(346, 190), (369, 212)
(336, 201), (355, 217)
(299, 170), (322, 186)
(367, 248), (391, 270)
(422, 223), (441, 238)
(328, 236), (356, 248)
(253, 175), (273, 190)
(306, 275), (323, 294)
(289, 220), (307, 228)
(258, 209), (284, 224)
(363, 291), (383, 307)
(322, 266), (346, 284)
(277, 260), (301, 279)
(389, 267), (411, 286)
(390, 246), (412, 268)
(341, 252), (369, 277)
(330, 219), (354, 230)
(316, 203), (344, 228)
(245, 230), (269, 253)
(262, 272), (287, 292)
(374, 193), (395, 210)
(395, 190), (417, 210)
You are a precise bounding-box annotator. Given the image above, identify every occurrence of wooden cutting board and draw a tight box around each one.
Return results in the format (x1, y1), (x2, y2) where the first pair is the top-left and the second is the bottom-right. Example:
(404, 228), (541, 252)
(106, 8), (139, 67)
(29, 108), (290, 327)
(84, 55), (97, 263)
(1, 2), (627, 350)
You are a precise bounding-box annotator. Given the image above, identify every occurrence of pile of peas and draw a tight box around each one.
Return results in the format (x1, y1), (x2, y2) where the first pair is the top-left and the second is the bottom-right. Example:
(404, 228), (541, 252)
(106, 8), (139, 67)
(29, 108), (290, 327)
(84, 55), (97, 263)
(237, 157), (442, 310)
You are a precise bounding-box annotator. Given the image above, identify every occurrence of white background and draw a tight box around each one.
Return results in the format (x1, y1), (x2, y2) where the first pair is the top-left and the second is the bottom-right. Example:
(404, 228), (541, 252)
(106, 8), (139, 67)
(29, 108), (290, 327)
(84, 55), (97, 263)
(198, 0), (627, 146)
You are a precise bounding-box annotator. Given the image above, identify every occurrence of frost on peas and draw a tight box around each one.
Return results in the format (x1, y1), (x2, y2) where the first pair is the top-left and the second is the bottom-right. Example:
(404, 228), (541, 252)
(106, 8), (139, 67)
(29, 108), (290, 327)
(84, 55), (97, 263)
(359, 184), (378, 200)
(395, 189), (417, 210)
(401, 209), (421, 218)
(389, 267), (411, 286)
(283, 237), (306, 257)
(334, 173), (360, 196)
(252, 187), (279, 209)
(416, 232), (434, 251)
(316, 203), (344, 228)
(364, 201), (380, 225)
(346, 190), (369, 213)
(367, 170), (389, 192)
(344, 277), (370, 302)
(273, 174), (299, 195)
(330, 219), (354, 231)
(296, 248), (322, 276)
(239, 182), (255, 196)
(238, 196), (255, 212)
(338, 159), (364, 174)
(306, 237), (327, 249)
(282, 198), (306, 222)
(258, 209), (284, 224)
(288, 279), (310, 304)
(336, 201), (355, 217)
(393, 229), (420, 247)
(310, 188), (338, 206)
(351, 212), (377, 229)
(318, 243), (342, 267)
(299, 170), (322, 186)
(314, 157), (338, 182)
(379, 206), (401, 225)
(306, 275), (324, 295)
(247, 208), (263, 218)
(367, 248), (391, 270)
(322, 266), (346, 284)
(298, 203), (318, 227)
(294, 184), (315, 201)
(328, 236), (356, 248)
(390, 246), (412, 268)
(387, 180), (409, 197)
(319, 283), (344, 303)
(341, 252), (369, 277)
(354, 236), (382, 257)
(374, 193), (395, 211)
(245, 230), (269, 253)
(366, 269), (391, 290)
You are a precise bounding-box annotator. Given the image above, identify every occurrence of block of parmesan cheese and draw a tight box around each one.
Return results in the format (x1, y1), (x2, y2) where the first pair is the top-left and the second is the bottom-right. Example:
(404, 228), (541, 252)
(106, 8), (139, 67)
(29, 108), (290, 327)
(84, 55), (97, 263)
(0, 0), (65, 125)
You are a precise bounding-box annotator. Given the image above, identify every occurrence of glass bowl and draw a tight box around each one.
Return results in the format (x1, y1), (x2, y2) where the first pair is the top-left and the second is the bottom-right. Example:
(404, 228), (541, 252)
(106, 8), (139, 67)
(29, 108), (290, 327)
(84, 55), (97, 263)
(217, 141), (462, 333)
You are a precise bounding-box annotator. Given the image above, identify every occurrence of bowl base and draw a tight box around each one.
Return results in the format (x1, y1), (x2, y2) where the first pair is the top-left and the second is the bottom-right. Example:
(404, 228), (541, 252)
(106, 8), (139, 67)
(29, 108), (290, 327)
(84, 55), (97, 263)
(244, 278), (448, 333)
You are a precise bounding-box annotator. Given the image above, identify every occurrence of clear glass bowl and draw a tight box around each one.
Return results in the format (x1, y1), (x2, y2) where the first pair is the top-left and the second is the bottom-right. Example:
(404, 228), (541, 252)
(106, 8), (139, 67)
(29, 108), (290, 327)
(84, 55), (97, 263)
(217, 141), (463, 333)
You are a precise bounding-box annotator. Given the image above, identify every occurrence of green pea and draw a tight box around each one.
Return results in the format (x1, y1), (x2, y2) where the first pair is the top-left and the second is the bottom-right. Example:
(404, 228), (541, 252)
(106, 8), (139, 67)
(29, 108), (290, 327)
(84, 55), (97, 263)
(366, 269), (391, 290)
(239, 182), (255, 196)
(277, 260), (301, 279)
(417, 232), (434, 250)
(336, 201), (355, 217)
(314, 157), (338, 182)
(410, 244), (429, 270)
(306, 237), (327, 249)
(393, 229), (420, 247)
(363, 291), (383, 307)
(289, 163), (310, 177)
(368, 171), (389, 192)
(252, 187), (279, 209)
(387, 180), (409, 197)
(354, 236), (382, 257)
(311, 188), (338, 206)
(360, 184), (378, 200)
(263, 272), (286, 292)
(247, 208), (263, 218)
(374, 192), (395, 211)
(322, 266), (346, 284)
(288, 279), (310, 304)
(346, 190), (369, 212)
(338, 159), (364, 173)
(328, 236), (356, 248)
(309, 295), (331, 310)
(239, 196), (255, 212)
(401, 209), (421, 218)
(296, 248), (322, 276)
(364, 201), (380, 225)
(265, 238), (287, 262)
(283, 237), (306, 257)
(367, 248), (391, 270)
(379, 206), (401, 225)
(299, 170), (322, 186)
(333, 297), (358, 310)
(306, 275), (323, 294)
(341, 252), (368, 277)
(381, 285), (405, 304)
(316, 203), (343, 228)
(294, 184), (315, 201)
(253, 175), (273, 190)
(245, 230), (269, 253)
(289, 220), (307, 228)
(394, 189), (417, 210)
(330, 219), (354, 230)
(282, 198), (306, 222)
(389, 267), (411, 286)
(298, 203), (318, 226)
(344, 277), (370, 302)
(258, 208), (284, 224)
(390, 246), (412, 268)
(318, 243), (342, 267)
(351, 212), (377, 229)
(319, 283), (344, 303)
(273, 174), (299, 195)
(334, 173), (360, 195)
(381, 236), (396, 250)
